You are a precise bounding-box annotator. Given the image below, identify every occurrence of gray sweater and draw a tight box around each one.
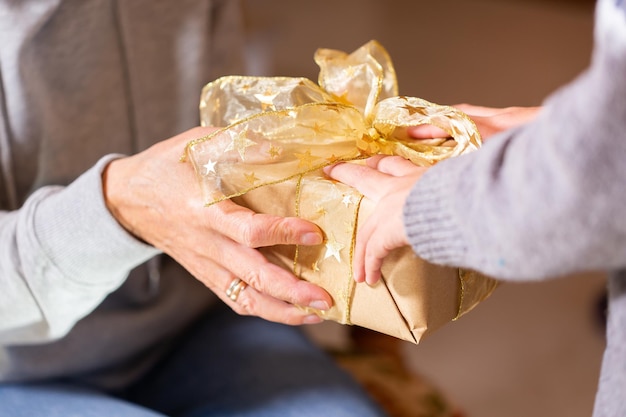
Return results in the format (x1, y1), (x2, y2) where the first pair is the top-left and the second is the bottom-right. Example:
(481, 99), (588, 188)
(405, 1), (626, 415)
(0, 0), (243, 389)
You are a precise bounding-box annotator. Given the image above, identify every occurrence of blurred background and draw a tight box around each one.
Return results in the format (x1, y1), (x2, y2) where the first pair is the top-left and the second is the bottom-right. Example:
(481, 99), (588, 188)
(241, 1), (606, 416)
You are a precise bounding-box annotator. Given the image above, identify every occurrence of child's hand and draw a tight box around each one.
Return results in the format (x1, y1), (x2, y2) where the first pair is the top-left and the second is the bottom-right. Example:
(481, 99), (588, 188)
(324, 155), (428, 285)
(408, 104), (541, 140)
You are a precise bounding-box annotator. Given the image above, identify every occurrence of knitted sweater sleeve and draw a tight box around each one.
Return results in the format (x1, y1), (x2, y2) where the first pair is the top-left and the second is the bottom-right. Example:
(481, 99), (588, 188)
(0, 156), (159, 344)
(404, 0), (626, 281)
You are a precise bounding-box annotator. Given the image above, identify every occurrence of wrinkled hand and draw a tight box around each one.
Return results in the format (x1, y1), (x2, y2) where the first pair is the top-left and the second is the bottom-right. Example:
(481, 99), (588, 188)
(408, 104), (541, 140)
(324, 155), (428, 285)
(103, 127), (331, 325)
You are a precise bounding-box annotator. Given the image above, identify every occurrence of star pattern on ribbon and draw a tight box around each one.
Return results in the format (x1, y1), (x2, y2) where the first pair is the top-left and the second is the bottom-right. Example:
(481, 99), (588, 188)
(225, 129), (257, 160)
(268, 144), (282, 159)
(341, 194), (356, 207)
(332, 91), (352, 106)
(401, 104), (423, 116)
(294, 149), (317, 168)
(254, 89), (279, 112)
(203, 159), (217, 175)
(315, 205), (328, 217)
(342, 126), (360, 138)
(302, 121), (328, 135)
(324, 234), (345, 263)
(344, 220), (355, 235)
(244, 172), (259, 184)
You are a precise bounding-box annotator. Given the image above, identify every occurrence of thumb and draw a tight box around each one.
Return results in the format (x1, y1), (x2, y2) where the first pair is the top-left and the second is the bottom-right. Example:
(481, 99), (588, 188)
(206, 200), (324, 248)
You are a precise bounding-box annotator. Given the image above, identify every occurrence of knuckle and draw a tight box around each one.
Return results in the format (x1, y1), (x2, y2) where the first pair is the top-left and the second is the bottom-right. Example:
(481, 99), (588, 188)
(364, 249), (380, 265)
(248, 215), (295, 247)
(242, 262), (272, 292)
(240, 223), (263, 247)
(238, 293), (257, 315)
(242, 269), (262, 290)
(267, 217), (304, 246)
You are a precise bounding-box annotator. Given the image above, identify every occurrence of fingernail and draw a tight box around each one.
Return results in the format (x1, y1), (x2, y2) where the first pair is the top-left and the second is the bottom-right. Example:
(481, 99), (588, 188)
(309, 300), (330, 311)
(303, 314), (323, 324)
(300, 232), (323, 245)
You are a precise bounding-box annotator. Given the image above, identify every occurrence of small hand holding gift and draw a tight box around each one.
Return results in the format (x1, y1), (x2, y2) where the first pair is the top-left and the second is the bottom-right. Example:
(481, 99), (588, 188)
(184, 40), (498, 343)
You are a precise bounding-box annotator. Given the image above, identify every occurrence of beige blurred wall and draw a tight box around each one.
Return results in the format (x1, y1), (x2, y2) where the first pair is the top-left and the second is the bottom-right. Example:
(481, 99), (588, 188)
(242, 0), (594, 107)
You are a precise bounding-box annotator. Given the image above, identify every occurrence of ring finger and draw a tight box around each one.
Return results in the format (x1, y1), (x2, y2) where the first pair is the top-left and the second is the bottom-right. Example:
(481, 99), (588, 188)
(221, 273), (323, 325)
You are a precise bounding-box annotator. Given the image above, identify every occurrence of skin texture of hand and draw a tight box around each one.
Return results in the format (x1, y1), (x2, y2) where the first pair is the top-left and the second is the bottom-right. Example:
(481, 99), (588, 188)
(102, 126), (331, 325)
(408, 104), (542, 140)
(324, 155), (428, 285)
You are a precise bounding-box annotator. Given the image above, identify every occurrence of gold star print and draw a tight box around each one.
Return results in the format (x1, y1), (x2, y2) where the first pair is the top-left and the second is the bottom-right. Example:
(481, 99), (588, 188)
(294, 149), (317, 169)
(301, 121), (327, 135)
(326, 154), (339, 163)
(268, 144), (282, 159)
(254, 89), (279, 112)
(324, 235), (345, 263)
(332, 91), (352, 106)
(203, 160), (217, 175)
(342, 127), (359, 138)
(244, 172), (259, 184)
(401, 104), (424, 116)
(344, 220), (355, 235)
(311, 261), (320, 272)
(225, 129), (257, 160)
(315, 205), (328, 217)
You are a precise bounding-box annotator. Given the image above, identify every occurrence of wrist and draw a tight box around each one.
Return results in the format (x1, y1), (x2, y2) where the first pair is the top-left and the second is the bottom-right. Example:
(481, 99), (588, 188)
(102, 157), (141, 240)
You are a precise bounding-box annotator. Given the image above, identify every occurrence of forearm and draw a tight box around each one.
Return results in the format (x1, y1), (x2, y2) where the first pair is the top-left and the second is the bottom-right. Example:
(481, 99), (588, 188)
(0, 155), (159, 344)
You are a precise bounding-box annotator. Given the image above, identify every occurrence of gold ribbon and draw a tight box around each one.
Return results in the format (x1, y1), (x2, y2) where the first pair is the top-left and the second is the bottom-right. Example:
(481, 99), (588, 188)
(184, 40), (489, 326)
(185, 40), (481, 200)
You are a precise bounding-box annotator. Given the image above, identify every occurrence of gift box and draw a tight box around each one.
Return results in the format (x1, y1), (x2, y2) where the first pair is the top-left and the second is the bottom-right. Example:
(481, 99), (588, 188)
(184, 40), (498, 343)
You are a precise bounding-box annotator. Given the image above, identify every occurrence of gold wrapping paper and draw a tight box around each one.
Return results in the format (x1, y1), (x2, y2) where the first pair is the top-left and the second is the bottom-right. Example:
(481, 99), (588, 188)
(185, 40), (498, 343)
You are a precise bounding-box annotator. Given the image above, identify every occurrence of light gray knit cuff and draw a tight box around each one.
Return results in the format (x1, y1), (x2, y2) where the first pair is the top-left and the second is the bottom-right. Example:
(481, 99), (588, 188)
(33, 155), (161, 285)
(403, 158), (469, 266)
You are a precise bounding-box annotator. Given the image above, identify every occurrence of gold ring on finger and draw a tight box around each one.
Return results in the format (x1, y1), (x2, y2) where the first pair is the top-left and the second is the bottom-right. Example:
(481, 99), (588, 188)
(226, 277), (248, 302)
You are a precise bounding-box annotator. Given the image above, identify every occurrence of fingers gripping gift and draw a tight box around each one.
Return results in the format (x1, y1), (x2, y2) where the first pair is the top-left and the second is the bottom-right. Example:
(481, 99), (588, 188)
(184, 40), (498, 343)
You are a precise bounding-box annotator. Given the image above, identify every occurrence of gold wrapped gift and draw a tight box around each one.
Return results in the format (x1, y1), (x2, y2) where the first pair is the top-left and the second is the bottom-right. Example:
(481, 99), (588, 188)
(185, 40), (498, 343)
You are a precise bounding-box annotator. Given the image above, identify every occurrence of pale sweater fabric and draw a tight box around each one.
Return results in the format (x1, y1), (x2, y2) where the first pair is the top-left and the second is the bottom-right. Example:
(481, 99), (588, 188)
(404, 1), (626, 415)
(0, 0), (244, 389)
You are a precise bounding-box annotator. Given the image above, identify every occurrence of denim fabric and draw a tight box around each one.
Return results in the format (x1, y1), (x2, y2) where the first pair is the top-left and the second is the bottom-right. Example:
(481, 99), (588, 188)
(0, 308), (386, 417)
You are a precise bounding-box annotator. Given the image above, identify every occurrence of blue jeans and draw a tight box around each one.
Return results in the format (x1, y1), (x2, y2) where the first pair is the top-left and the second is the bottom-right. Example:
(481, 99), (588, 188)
(0, 308), (386, 417)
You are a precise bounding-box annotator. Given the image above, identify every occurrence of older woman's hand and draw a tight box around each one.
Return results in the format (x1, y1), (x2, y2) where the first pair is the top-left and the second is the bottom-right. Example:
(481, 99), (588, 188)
(103, 127), (331, 325)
